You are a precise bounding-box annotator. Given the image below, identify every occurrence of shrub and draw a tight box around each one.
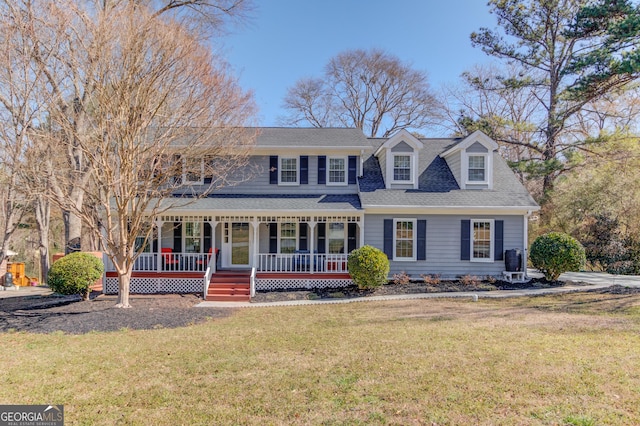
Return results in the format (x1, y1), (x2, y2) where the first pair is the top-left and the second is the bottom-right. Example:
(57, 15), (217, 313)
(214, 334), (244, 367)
(392, 271), (411, 285)
(48, 252), (104, 300)
(421, 273), (441, 286)
(347, 245), (390, 289)
(459, 274), (480, 286)
(530, 232), (586, 281)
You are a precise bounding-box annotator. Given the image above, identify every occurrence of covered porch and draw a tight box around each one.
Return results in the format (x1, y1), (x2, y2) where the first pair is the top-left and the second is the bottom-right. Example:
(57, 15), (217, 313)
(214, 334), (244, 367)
(104, 212), (361, 295)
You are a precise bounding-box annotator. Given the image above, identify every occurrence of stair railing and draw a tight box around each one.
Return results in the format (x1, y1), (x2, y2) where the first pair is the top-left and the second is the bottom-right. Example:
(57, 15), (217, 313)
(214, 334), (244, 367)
(203, 251), (217, 298)
(250, 267), (256, 298)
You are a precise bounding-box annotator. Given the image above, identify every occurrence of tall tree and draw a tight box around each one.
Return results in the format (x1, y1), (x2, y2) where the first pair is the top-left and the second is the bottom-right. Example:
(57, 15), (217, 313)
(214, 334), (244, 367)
(281, 48), (440, 137)
(36, 1), (256, 308)
(0, 0), (56, 263)
(470, 0), (640, 200)
(25, 0), (252, 254)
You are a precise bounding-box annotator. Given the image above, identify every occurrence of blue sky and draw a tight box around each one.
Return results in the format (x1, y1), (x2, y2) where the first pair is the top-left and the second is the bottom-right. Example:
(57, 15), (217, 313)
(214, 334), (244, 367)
(223, 1), (497, 127)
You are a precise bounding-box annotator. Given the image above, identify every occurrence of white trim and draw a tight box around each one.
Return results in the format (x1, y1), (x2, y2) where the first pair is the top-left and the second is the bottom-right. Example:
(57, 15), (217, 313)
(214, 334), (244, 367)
(386, 152), (417, 188)
(440, 130), (499, 158)
(278, 156), (300, 186)
(363, 206), (538, 215)
(327, 221), (347, 254)
(373, 129), (423, 156)
(326, 156), (348, 186)
(462, 152), (493, 188)
(393, 218), (417, 261)
(277, 222), (298, 254)
(470, 219), (494, 263)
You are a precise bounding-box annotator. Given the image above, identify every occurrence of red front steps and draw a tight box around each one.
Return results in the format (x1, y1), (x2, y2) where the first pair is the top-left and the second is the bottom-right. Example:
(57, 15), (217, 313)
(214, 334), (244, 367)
(206, 271), (251, 302)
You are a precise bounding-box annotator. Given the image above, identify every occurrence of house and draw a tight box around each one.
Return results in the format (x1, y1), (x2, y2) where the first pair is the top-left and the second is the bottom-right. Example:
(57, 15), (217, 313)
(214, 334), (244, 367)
(103, 128), (539, 301)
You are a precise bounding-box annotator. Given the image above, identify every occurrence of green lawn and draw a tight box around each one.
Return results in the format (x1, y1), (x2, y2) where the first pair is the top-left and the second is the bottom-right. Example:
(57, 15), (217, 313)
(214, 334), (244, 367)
(2, 292), (640, 425)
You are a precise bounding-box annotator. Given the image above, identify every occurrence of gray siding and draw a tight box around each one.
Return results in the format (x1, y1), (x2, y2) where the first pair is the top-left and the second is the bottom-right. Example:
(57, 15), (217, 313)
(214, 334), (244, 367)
(364, 214), (525, 278)
(391, 141), (414, 152)
(190, 155), (359, 195)
(467, 142), (488, 153)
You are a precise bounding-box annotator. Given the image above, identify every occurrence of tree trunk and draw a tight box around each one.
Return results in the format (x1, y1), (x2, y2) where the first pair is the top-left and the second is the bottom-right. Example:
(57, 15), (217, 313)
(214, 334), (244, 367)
(116, 268), (133, 308)
(34, 197), (51, 283)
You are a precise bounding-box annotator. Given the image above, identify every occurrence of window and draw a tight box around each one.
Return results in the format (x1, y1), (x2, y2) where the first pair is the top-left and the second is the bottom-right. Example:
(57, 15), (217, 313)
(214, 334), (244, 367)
(280, 222), (296, 254)
(468, 155), (486, 182)
(183, 158), (204, 184)
(328, 223), (345, 254)
(184, 222), (202, 253)
(394, 219), (416, 260)
(472, 219), (493, 261)
(327, 157), (347, 185)
(279, 157), (299, 184)
(393, 155), (411, 182)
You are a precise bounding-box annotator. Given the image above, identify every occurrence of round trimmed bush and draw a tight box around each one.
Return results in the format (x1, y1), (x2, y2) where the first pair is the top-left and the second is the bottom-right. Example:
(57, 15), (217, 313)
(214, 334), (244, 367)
(48, 252), (104, 300)
(530, 232), (586, 281)
(347, 245), (390, 289)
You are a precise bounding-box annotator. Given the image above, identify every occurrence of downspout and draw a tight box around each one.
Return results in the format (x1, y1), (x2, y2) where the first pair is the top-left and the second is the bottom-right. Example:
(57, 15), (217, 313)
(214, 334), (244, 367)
(524, 211), (531, 279)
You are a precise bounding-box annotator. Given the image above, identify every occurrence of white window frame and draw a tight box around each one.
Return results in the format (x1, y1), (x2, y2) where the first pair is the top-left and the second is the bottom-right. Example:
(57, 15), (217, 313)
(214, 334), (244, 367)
(327, 222), (346, 254)
(327, 156), (348, 186)
(392, 154), (413, 183)
(183, 221), (203, 253)
(278, 222), (297, 254)
(470, 219), (494, 263)
(393, 218), (417, 261)
(462, 152), (492, 188)
(183, 157), (204, 185)
(278, 156), (299, 186)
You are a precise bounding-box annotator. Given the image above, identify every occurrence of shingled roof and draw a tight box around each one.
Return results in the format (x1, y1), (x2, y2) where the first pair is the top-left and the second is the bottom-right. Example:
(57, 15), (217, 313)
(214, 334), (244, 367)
(359, 136), (539, 209)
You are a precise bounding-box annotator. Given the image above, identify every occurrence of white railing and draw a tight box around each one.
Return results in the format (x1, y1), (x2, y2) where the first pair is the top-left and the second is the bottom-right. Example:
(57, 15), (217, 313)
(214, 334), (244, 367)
(105, 252), (212, 273)
(250, 267), (256, 298)
(203, 250), (217, 297)
(255, 253), (348, 273)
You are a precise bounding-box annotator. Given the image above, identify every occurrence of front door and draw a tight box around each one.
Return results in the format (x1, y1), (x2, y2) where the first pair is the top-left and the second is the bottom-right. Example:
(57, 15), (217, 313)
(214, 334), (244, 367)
(231, 222), (250, 267)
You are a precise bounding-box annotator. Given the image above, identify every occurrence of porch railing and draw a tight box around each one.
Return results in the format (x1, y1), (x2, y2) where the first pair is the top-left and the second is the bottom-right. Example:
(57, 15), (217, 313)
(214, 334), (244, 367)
(104, 252), (213, 273)
(255, 253), (349, 274)
(105, 252), (349, 274)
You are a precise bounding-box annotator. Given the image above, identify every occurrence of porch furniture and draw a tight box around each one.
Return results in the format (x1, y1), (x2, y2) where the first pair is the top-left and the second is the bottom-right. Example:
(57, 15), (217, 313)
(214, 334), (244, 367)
(161, 248), (180, 270)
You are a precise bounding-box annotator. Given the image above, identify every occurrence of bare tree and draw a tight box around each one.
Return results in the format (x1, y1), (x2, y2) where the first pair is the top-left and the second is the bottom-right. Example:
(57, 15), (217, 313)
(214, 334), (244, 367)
(0, 0), (58, 264)
(20, 0), (252, 254)
(33, 1), (256, 308)
(281, 48), (441, 137)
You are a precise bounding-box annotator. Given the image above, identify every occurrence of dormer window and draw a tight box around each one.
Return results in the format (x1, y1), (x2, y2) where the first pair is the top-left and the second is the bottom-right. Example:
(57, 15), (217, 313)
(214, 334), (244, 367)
(393, 155), (412, 182)
(468, 155), (486, 182)
(463, 152), (490, 186)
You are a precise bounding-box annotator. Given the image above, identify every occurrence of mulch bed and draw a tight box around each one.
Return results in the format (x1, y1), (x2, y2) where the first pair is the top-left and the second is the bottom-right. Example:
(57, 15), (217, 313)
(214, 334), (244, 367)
(250, 277), (581, 303)
(0, 292), (233, 334)
(2, 280), (638, 335)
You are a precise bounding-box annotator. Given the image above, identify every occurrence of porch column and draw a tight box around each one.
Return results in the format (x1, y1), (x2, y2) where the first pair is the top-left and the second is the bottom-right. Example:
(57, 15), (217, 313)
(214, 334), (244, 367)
(252, 218), (260, 269)
(308, 221), (316, 275)
(155, 218), (164, 272)
(208, 220), (218, 272)
(359, 219), (365, 248)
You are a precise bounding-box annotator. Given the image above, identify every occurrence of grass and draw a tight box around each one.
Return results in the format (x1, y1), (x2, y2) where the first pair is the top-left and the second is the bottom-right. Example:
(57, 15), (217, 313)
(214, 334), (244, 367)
(2, 292), (640, 425)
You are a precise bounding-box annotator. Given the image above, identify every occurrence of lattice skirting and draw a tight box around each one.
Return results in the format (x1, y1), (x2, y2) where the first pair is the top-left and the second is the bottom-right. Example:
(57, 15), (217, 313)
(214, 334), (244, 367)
(256, 278), (353, 291)
(104, 277), (203, 294)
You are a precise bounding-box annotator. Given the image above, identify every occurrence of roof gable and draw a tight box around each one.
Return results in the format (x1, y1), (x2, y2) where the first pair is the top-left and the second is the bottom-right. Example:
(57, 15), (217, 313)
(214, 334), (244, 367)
(373, 129), (423, 156)
(440, 130), (498, 158)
